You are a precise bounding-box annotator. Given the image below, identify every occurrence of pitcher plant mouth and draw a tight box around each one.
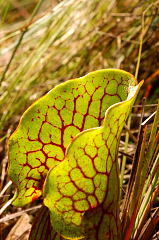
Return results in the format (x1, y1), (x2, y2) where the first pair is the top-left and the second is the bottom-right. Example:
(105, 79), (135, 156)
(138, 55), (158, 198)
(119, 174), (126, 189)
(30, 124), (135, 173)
(7, 69), (143, 239)
(43, 79), (143, 239)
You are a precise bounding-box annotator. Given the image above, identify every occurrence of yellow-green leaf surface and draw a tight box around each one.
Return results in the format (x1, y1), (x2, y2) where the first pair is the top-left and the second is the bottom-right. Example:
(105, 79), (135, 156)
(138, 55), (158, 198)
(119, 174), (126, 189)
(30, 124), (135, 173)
(43, 76), (143, 239)
(8, 69), (140, 207)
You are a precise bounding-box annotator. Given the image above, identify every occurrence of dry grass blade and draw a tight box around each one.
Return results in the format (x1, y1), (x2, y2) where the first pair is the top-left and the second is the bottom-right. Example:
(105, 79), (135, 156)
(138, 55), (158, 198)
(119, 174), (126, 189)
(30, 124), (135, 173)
(147, 100), (159, 165)
(0, 205), (42, 223)
(5, 213), (31, 240)
(134, 186), (159, 239)
(121, 99), (146, 229)
(138, 208), (159, 240)
(121, 101), (159, 239)
(0, 180), (12, 196)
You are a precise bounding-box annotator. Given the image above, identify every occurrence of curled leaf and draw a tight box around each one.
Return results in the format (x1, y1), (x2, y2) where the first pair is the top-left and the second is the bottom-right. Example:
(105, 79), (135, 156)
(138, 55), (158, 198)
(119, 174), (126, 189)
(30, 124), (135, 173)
(8, 69), (140, 209)
(43, 75), (143, 238)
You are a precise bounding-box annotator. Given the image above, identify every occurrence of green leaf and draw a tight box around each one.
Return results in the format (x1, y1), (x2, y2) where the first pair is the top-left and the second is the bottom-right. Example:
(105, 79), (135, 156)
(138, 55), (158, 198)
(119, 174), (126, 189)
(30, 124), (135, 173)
(43, 77), (143, 239)
(8, 69), (140, 208)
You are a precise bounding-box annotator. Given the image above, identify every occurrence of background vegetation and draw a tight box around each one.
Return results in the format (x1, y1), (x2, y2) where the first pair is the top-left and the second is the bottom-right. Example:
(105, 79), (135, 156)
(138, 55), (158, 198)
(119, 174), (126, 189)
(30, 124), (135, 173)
(0, 0), (159, 239)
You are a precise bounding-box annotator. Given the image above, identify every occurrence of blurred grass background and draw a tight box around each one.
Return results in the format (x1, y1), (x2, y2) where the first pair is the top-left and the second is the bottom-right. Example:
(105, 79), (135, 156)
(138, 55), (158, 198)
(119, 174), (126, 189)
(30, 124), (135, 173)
(0, 0), (159, 138)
